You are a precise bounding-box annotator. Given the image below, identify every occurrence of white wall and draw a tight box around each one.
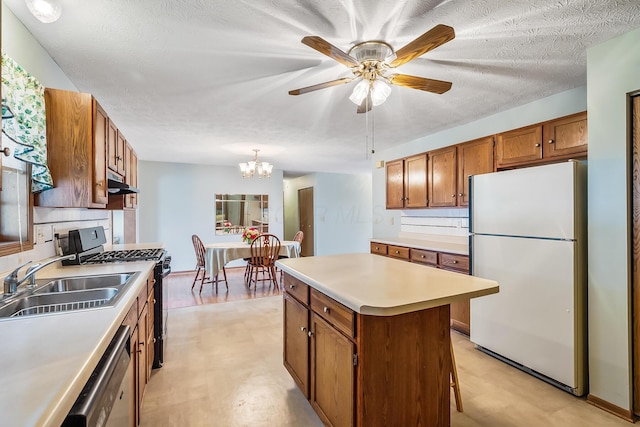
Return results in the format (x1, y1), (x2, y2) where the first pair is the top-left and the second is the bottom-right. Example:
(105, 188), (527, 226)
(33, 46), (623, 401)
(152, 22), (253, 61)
(586, 26), (640, 411)
(137, 160), (284, 272)
(283, 172), (372, 256)
(371, 86), (588, 238)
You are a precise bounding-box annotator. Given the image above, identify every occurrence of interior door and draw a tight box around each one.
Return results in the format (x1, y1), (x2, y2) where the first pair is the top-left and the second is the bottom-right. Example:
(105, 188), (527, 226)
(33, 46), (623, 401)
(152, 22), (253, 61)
(632, 94), (640, 415)
(298, 187), (314, 256)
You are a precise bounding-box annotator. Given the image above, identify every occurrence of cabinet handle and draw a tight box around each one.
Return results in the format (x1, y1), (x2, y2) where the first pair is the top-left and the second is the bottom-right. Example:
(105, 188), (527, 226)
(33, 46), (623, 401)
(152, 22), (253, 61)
(289, 284), (295, 289)
(323, 306), (330, 314)
(452, 194), (456, 198)
(375, 247), (379, 250)
(535, 143), (541, 147)
(300, 326), (306, 333)
(0, 147), (10, 156)
(548, 139), (554, 144)
(421, 255), (425, 258)
(459, 193), (463, 197)
(308, 331), (314, 337)
(395, 250), (400, 254)
(452, 260), (458, 264)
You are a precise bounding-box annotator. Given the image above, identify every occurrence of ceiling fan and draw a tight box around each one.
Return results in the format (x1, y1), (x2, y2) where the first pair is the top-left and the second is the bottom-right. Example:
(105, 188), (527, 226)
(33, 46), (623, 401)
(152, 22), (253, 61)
(289, 24), (455, 113)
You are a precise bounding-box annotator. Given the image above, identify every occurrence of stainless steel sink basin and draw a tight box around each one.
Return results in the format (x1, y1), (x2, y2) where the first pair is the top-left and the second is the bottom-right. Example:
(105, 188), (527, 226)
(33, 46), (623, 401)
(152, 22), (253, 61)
(0, 271), (140, 319)
(34, 273), (135, 293)
(0, 288), (119, 318)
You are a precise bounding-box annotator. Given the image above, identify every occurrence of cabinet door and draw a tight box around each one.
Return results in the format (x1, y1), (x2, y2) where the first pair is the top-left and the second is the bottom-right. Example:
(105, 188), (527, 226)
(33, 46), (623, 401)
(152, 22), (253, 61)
(284, 294), (310, 398)
(129, 148), (138, 208)
(116, 130), (127, 175)
(385, 159), (404, 209)
(404, 153), (428, 208)
(457, 136), (494, 206)
(137, 301), (149, 415)
(495, 124), (542, 168)
(310, 313), (355, 427)
(428, 146), (457, 207)
(93, 101), (109, 205)
(107, 119), (119, 172)
(146, 290), (155, 380)
(543, 112), (587, 159)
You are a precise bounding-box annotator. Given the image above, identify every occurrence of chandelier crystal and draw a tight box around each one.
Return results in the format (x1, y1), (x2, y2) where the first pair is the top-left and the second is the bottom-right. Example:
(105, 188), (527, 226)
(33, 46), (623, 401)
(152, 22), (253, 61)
(239, 149), (273, 179)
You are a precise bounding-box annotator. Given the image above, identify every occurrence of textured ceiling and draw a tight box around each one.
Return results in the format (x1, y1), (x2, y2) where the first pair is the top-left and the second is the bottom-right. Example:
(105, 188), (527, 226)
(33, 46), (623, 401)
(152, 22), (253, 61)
(4, 0), (640, 175)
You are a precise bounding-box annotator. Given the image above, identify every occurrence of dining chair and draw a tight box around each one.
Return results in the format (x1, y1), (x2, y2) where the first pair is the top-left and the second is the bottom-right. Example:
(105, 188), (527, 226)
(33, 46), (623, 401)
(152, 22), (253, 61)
(246, 234), (281, 289)
(191, 234), (228, 293)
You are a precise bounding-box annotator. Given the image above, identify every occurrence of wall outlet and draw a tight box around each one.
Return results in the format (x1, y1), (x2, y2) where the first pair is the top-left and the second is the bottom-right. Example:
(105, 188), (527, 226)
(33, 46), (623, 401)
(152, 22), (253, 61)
(35, 224), (53, 245)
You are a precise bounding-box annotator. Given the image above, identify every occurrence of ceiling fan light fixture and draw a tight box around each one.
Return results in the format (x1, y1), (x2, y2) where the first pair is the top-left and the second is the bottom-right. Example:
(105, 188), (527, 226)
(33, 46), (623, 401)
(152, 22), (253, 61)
(370, 80), (391, 106)
(25, 0), (62, 23)
(349, 79), (370, 105)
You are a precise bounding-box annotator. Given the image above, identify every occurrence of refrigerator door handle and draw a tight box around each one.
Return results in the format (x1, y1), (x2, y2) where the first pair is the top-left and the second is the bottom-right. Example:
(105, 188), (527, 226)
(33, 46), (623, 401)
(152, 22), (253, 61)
(469, 174), (474, 234)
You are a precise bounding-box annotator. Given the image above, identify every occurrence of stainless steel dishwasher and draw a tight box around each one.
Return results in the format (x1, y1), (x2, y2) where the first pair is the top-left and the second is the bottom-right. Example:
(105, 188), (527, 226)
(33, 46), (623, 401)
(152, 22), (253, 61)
(63, 325), (132, 427)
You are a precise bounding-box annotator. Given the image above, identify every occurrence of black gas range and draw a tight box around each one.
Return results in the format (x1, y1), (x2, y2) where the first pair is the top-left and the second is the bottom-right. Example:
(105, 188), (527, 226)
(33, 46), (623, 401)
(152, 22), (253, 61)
(61, 226), (171, 369)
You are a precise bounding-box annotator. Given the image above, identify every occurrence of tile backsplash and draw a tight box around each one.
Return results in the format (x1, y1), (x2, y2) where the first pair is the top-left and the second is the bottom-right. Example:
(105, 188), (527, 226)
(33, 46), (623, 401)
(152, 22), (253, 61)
(400, 208), (469, 238)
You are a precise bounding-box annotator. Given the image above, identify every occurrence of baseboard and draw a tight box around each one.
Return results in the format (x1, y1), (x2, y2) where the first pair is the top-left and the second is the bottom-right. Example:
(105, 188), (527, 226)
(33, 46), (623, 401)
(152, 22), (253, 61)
(586, 394), (635, 423)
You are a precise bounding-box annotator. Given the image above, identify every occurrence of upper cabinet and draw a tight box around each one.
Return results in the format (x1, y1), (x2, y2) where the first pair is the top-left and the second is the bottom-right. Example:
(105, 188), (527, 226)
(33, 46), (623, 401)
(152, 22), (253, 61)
(428, 146), (457, 207)
(35, 88), (138, 209)
(496, 112), (587, 169)
(385, 154), (428, 209)
(36, 88), (108, 208)
(456, 136), (494, 206)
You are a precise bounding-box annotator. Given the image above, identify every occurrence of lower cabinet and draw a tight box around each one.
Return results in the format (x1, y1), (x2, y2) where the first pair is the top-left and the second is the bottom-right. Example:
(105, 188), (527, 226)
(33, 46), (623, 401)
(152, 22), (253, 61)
(372, 243), (471, 335)
(283, 273), (450, 427)
(121, 271), (155, 426)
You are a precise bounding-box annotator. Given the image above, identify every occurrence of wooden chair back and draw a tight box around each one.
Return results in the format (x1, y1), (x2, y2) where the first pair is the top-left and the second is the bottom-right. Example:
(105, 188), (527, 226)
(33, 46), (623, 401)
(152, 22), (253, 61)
(250, 234), (281, 268)
(293, 230), (304, 243)
(191, 234), (206, 269)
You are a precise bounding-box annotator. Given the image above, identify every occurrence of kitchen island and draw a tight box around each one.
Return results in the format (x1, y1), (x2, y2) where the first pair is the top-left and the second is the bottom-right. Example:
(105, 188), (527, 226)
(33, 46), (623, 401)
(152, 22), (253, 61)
(276, 253), (499, 427)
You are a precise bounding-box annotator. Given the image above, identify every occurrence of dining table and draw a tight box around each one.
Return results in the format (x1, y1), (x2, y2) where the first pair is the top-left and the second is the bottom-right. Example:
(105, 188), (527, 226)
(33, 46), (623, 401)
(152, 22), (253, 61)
(204, 240), (301, 280)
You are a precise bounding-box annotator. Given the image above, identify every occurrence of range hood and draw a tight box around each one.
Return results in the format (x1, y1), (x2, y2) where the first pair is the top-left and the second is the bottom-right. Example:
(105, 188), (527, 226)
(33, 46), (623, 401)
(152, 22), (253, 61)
(107, 173), (139, 195)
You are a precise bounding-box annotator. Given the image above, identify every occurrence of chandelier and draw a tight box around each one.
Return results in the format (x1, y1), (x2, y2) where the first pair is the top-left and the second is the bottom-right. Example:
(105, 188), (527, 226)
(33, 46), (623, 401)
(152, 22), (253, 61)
(239, 149), (273, 179)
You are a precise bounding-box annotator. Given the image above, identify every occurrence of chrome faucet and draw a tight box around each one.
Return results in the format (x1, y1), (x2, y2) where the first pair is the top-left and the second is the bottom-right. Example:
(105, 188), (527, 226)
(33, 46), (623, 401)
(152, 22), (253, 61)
(3, 254), (76, 295)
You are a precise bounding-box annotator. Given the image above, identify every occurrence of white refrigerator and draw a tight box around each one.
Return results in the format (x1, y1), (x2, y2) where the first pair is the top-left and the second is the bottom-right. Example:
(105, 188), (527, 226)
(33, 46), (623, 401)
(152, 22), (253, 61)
(469, 161), (587, 396)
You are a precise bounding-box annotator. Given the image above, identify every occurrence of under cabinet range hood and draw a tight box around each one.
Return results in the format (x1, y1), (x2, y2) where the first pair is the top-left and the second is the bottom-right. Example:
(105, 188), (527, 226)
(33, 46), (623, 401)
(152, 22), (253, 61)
(107, 172), (139, 195)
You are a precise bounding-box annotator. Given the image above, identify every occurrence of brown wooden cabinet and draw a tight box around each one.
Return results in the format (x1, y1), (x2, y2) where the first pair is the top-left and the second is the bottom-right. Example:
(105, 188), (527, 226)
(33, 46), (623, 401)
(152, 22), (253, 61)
(543, 111), (588, 159)
(121, 271), (154, 426)
(113, 130), (127, 175)
(385, 154), (427, 209)
(457, 136), (494, 206)
(283, 272), (451, 427)
(496, 112), (587, 169)
(36, 88), (108, 208)
(429, 146), (457, 207)
(107, 142), (138, 210)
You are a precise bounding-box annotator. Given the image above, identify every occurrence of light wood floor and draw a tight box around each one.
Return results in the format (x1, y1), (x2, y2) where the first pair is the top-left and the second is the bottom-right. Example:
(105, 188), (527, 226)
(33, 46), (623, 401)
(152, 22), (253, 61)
(143, 272), (632, 426)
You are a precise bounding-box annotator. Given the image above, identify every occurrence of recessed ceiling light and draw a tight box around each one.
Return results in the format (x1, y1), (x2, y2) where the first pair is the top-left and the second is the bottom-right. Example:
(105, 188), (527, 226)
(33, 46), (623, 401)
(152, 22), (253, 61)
(25, 0), (62, 23)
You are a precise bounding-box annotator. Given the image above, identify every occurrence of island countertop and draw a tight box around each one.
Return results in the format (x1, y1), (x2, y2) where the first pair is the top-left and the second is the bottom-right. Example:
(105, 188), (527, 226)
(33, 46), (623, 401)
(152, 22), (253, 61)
(275, 253), (499, 316)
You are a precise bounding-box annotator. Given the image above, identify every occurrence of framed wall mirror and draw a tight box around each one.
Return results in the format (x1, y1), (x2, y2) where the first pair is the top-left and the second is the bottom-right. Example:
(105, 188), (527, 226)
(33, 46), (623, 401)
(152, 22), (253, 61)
(215, 194), (268, 235)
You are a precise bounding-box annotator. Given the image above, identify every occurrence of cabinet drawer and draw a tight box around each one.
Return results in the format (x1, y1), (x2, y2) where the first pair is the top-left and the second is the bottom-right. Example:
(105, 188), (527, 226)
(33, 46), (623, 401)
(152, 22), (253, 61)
(284, 274), (309, 305)
(439, 253), (469, 272)
(370, 242), (388, 256)
(410, 249), (438, 265)
(310, 289), (355, 338)
(388, 245), (410, 260)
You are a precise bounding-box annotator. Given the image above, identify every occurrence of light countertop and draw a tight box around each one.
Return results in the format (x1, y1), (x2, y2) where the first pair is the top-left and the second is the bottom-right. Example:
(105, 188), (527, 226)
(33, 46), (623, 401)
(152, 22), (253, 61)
(0, 259), (156, 427)
(276, 253), (498, 316)
(371, 236), (469, 255)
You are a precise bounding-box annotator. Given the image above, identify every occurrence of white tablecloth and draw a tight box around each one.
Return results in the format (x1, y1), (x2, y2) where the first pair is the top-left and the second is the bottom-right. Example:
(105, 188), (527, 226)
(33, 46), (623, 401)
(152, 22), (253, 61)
(205, 241), (301, 279)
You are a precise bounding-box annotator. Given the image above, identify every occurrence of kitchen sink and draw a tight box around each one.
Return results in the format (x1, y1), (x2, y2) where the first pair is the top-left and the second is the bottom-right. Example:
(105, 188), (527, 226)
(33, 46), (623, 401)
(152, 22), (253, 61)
(0, 272), (140, 319)
(0, 288), (120, 318)
(33, 273), (135, 294)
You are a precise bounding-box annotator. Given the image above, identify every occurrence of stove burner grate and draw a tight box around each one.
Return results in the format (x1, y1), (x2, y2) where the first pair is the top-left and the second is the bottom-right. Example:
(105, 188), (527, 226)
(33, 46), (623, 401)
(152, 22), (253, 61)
(84, 248), (165, 263)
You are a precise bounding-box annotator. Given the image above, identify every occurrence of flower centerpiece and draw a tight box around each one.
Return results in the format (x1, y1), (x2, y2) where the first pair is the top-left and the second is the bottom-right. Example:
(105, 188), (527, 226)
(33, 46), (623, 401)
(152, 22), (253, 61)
(222, 220), (232, 234)
(242, 227), (259, 244)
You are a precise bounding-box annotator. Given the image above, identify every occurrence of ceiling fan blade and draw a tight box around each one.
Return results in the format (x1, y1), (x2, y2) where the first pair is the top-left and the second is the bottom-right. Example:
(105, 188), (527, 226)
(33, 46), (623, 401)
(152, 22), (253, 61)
(357, 93), (372, 114)
(388, 74), (452, 94)
(289, 77), (355, 95)
(389, 24), (455, 68)
(301, 36), (360, 68)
